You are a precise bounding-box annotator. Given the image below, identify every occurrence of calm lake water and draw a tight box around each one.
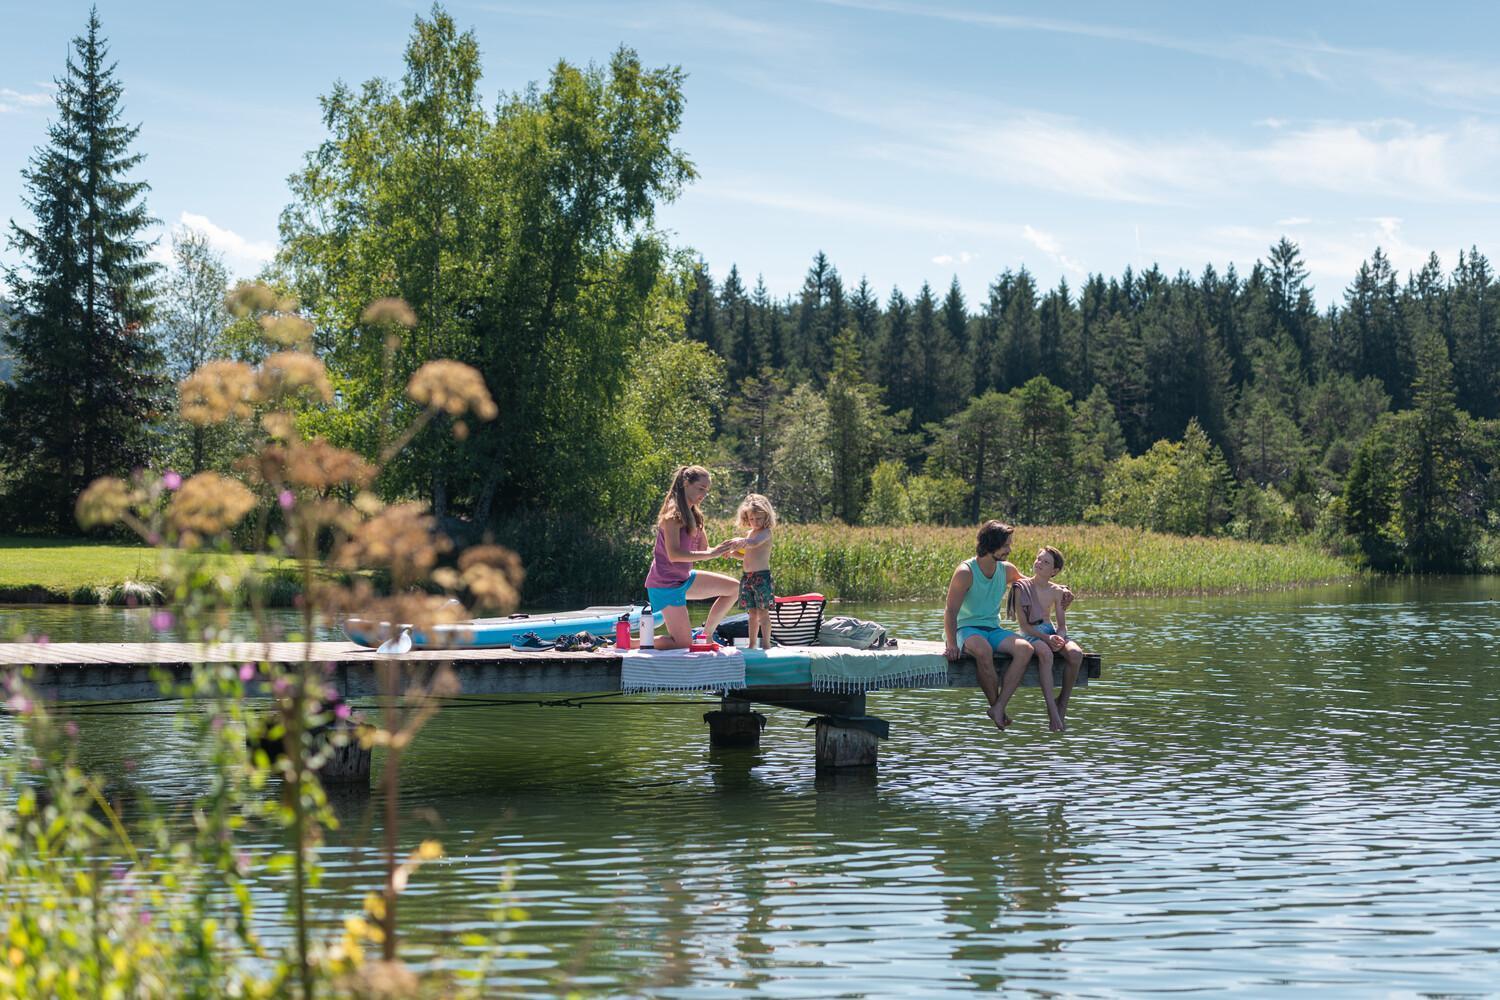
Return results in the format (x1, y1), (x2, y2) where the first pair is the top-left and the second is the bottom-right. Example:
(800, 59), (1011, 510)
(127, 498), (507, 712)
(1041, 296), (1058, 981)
(5, 577), (1500, 995)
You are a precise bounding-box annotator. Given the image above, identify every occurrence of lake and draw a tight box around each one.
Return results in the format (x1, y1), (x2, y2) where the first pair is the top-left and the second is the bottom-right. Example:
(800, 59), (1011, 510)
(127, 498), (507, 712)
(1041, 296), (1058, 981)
(4, 577), (1500, 994)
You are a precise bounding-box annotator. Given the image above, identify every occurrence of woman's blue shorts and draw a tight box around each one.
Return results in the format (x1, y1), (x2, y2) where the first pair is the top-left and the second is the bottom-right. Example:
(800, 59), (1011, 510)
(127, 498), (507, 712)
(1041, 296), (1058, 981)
(957, 624), (1018, 651)
(647, 571), (697, 610)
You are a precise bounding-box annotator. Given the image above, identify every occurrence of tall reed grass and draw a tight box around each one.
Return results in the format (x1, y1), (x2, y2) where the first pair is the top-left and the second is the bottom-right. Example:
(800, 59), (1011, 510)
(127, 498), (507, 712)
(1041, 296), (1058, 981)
(695, 522), (1358, 601)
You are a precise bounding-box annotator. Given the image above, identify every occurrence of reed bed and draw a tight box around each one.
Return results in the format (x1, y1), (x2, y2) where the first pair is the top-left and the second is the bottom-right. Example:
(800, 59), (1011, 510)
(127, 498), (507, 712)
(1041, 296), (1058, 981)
(697, 522), (1359, 601)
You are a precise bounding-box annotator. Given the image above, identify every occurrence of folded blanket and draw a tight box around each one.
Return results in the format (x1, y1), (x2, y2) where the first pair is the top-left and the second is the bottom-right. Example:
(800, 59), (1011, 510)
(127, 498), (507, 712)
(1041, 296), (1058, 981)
(620, 646), (747, 693)
(806, 645), (948, 693)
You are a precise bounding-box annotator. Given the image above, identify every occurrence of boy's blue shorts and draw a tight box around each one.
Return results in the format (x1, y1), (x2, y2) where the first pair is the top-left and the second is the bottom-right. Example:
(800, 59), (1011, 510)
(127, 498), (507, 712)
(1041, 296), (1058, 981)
(1025, 623), (1059, 646)
(957, 625), (1018, 651)
(646, 571), (696, 610)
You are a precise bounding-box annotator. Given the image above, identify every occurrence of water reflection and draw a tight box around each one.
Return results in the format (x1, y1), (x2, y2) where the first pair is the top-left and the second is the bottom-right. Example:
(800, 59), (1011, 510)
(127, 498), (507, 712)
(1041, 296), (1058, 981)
(5, 577), (1500, 993)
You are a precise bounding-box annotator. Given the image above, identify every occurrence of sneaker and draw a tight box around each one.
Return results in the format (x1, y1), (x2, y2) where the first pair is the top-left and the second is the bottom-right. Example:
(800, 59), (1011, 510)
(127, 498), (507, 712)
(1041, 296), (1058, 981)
(513, 632), (553, 651)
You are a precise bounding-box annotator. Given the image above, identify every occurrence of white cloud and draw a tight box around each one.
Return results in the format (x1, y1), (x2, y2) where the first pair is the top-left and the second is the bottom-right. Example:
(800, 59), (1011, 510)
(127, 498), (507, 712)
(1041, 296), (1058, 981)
(931, 251), (977, 266)
(151, 212), (276, 277)
(1022, 225), (1085, 276)
(694, 182), (1015, 239)
(0, 87), (52, 113)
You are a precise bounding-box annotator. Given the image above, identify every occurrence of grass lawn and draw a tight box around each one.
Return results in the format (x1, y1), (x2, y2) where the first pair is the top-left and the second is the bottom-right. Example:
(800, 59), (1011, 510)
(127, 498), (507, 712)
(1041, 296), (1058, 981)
(0, 536), (171, 595)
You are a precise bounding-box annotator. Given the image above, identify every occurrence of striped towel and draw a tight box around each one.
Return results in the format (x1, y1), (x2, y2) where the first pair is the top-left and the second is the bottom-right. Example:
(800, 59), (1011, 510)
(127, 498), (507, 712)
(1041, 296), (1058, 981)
(620, 646), (747, 693)
(807, 646), (949, 693)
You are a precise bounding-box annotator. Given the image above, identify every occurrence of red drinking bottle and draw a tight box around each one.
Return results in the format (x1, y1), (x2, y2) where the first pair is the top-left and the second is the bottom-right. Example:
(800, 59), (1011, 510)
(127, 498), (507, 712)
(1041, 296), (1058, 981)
(615, 613), (632, 649)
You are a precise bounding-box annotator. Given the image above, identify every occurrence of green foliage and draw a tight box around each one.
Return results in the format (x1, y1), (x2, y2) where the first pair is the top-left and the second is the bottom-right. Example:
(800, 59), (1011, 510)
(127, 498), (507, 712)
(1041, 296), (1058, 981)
(1087, 419), (1234, 536)
(770, 383), (831, 521)
(281, 11), (694, 529)
(1343, 331), (1481, 570)
(861, 460), (912, 526)
(0, 10), (165, 530)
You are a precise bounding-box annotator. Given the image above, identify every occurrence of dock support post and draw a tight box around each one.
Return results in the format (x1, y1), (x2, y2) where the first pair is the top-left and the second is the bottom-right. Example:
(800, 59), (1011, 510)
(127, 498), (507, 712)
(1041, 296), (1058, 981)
(703, 697), (766, 748)
(317, 719), (371, 786)
(810, 714), (888, 769)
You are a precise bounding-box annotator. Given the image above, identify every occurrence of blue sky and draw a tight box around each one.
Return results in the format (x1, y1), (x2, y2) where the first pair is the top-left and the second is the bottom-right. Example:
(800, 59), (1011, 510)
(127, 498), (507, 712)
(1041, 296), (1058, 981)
(3, 0), (1499, 308)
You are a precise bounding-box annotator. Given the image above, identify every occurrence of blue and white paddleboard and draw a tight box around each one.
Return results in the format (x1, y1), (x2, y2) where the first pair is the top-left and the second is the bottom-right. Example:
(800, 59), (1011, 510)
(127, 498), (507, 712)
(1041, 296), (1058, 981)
(343, 605), (663, 650)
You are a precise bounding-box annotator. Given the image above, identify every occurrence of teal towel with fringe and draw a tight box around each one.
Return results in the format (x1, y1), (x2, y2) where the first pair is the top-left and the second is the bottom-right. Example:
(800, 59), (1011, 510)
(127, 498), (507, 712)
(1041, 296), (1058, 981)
(805, 646), (948, 693)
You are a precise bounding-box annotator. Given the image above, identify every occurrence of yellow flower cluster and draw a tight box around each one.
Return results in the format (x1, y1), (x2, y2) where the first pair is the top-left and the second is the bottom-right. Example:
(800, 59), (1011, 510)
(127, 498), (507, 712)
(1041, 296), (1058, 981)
(75, 477), (139, 528)
(258, 352), (333, 405)
(168, 473), (256, 543)
(179, 361), (257, 426)
(406, 360), (498, 420)
(334, 503), (452, 587)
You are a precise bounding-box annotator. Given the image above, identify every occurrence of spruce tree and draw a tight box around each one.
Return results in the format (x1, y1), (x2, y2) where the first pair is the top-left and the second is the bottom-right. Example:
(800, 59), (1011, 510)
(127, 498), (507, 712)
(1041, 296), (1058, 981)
(1, 9), (163, 530)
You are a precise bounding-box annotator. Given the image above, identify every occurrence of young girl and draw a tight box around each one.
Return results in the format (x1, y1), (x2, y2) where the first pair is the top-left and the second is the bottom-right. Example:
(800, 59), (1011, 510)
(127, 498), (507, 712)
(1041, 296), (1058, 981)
(732, 494), (776, 649)
(643, 465), (745, 651)
(1008, 546), (1086, 732)
(943, 520), (1034, 731)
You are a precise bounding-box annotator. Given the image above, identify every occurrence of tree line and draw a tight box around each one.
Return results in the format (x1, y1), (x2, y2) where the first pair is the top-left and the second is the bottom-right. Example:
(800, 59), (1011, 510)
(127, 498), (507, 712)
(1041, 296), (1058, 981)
(2, 7), (1497, 574)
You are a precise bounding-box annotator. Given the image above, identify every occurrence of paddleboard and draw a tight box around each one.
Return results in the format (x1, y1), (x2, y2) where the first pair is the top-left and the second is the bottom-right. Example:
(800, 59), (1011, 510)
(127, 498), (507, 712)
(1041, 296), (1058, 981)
(343, 605), (662, 650)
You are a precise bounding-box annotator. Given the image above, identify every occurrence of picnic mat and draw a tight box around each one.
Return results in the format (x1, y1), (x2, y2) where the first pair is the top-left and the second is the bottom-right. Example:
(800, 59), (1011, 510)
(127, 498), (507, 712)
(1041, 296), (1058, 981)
(739, 645), (949, 693)
(620, 646), (747, 693)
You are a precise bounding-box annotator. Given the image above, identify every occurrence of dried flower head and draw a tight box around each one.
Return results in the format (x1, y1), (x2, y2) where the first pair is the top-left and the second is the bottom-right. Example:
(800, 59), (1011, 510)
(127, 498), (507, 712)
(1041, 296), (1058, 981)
(406, 361), (498, 420)
(456, 544), (525, 613)
(245, 439), (375, 492)
(334, 503), (452, 587)
(260, 411), (296, 440)
(168, 473), (257, 543)
(258, 351), (333, 405)
(179, 361), (258, 426)
(76, 477), (136, 529)
(260, 314), (315, 349)
(226, 281), (294, 318)
(361, 297), (417, 328)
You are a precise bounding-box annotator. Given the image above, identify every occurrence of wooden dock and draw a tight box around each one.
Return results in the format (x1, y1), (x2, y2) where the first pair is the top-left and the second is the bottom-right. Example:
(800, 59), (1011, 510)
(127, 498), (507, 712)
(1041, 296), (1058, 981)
(1, 639), (1103, 774)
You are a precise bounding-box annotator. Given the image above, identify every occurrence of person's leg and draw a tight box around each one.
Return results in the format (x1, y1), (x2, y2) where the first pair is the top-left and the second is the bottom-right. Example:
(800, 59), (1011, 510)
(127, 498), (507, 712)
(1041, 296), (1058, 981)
(992, 635), (1032, 729)
(653, 604), (693, 650)
(686, 570), (740, 638)
(1057, 641), (1084, 719)
(963, 632), (1003, 729)
(1032, 641), (1063, 731)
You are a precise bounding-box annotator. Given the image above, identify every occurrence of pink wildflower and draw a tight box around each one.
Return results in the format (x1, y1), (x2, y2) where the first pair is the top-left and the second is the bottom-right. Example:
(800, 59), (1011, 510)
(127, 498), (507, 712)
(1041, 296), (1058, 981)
(150, 611), (175, 631)
(239, 663), (256, 682)
(163, 470), (183, 491)
(278, 489), (295, 511)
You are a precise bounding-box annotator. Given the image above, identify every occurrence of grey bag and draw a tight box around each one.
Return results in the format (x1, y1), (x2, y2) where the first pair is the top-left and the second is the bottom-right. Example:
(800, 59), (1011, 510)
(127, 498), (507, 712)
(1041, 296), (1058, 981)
(817, 615), (889, 650)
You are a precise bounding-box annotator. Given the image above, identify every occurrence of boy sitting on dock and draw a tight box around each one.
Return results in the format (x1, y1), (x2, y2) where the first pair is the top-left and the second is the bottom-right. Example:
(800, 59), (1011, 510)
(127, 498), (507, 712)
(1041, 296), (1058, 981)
(1009, 546), (1086, 732)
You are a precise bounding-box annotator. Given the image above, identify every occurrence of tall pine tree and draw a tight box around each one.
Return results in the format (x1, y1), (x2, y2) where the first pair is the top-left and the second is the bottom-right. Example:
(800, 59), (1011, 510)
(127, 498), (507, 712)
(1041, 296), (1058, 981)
(1, 9), (163, 530)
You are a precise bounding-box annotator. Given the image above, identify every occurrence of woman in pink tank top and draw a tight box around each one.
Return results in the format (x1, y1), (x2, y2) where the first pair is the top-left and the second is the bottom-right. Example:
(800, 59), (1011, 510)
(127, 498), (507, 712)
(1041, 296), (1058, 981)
(643, 465), (745, 650)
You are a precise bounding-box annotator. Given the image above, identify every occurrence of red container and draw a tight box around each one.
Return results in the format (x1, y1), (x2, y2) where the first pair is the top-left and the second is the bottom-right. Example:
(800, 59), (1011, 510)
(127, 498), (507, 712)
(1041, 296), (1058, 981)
(615, 616), (632, 649)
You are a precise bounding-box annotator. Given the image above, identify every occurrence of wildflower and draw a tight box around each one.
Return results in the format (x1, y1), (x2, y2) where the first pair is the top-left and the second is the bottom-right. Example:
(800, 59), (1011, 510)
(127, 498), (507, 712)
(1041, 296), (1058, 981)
(226, 281), (288, 317)
(335, 503), (452, 588)
(335, 703), (352, 720)
(150, 611), (175, 631)
(162, 470), (182, 491)
(361, 297), (417, 328)
(261, 411), (296, 440)
(406, 360), (498, 420)
(279, 490), (295, 511)
(6, 694), (32, 714)
(65, 721), (79, 739)
(75, 476), (136, 528)
(257, 351), (332, 405)
(239, 663), (256, 682)
(457, 544), (525, 613)
(260, 313), (315, 348)
(179, 361), (258, 425)
(168, 473), (257, 543)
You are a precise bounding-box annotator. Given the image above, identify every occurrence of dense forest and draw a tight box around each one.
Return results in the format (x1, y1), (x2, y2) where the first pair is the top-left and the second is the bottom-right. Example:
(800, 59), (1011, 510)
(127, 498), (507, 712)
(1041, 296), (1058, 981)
(2, 7), (1497, 574)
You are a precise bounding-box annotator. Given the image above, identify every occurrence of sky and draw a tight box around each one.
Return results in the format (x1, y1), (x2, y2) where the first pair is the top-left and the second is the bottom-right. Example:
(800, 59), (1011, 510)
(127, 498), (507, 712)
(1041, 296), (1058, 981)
(3, 0), (1499, 308)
